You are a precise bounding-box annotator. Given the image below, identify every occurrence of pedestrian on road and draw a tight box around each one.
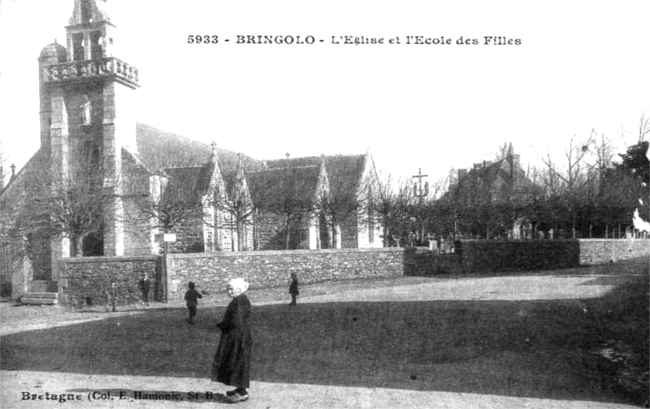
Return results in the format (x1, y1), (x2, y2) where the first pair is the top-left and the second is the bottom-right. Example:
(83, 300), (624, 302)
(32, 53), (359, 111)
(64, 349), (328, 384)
(138, 273), (150, 305)
(184, 281), (202, 325)
(289, 272), (299, 306)
(212, 278), (252, 404)
(105, 281), (117, 313)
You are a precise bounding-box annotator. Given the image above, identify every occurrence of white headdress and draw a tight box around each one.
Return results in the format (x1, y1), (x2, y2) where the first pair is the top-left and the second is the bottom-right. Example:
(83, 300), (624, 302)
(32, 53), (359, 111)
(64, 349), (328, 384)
(228, 278), (249, 296)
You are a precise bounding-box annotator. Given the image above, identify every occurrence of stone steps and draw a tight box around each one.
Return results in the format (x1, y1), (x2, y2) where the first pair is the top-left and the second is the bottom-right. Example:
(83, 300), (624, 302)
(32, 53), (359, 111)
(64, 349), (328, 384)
(21, 292), (58, 305)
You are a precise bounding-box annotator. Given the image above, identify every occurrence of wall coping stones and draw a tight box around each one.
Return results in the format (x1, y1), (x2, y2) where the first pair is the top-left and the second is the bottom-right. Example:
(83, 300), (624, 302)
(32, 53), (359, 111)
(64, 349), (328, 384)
(168, 247), (404, 260)
(61, 255), (159, 263)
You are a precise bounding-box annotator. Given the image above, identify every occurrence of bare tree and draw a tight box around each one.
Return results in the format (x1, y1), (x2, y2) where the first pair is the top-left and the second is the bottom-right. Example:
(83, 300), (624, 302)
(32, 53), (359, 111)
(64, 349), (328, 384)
(248, 166), (318, 250)
(3, 139), (114, 257)
(539, 133), (597, 238)
(320, 158), (371, 249)
(211, 160), (255, 251)
(370, 174), (414, 247)
(637, 112), (650, 143)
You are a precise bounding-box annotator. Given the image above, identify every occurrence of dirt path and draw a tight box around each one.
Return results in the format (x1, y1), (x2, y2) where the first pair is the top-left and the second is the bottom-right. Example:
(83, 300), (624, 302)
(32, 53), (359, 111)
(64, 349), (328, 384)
(1, 370), (639, 409)
(1, 264), (645, 408)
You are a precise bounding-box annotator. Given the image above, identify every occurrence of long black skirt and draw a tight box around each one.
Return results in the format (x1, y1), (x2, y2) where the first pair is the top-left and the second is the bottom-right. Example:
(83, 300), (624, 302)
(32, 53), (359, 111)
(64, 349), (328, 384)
(211, 327), (252, 388)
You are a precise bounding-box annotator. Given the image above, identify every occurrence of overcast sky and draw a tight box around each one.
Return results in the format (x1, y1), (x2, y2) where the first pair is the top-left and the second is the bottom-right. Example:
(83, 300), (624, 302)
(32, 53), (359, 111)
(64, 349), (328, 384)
(1, 0), (648, 187)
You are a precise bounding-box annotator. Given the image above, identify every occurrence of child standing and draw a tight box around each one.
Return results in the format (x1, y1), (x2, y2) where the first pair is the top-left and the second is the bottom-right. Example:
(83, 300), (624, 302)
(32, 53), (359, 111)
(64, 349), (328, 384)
(105, 281), (117, 313)
(184, 281), (202, 324)
(289, 273), (299, 306)
(138, 273), (151, 305)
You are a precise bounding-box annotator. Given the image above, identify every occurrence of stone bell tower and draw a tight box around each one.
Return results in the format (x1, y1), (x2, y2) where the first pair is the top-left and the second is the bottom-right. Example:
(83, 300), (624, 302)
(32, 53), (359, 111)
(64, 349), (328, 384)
(38, 0), (140, 262)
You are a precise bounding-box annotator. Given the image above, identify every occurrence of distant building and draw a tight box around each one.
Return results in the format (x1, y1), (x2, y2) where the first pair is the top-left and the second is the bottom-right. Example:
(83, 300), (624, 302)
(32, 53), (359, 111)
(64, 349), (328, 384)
(445, 144), (540, 239)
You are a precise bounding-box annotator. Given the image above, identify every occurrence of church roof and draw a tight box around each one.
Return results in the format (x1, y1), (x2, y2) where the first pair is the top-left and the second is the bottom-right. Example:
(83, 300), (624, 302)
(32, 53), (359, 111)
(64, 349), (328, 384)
(265, 154), (367, 202)
(0, 148), (49, 197)
(134, 123), (265, 174)
(247, 166), (322, 210)
(160, 166), (210, 206)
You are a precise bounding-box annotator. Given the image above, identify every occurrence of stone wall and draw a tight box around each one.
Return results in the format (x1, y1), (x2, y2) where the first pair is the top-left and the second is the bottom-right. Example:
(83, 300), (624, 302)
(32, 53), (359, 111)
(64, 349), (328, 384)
(457, 239), (650, 273)
(404, 248), (462, 276)
(53, 239), (649, 306)
(457, 240), (580, 273)
(59, 255), (160, 307)
(578, 239), (650, 265)
(165, 248), (405, 302)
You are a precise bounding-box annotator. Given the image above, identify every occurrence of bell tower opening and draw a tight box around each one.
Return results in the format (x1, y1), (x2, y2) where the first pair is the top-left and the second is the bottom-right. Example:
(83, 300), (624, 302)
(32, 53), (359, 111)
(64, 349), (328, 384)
(90, 31), (102, 59)
(72, 33), (84, 61)
(80, 0), (93, 23)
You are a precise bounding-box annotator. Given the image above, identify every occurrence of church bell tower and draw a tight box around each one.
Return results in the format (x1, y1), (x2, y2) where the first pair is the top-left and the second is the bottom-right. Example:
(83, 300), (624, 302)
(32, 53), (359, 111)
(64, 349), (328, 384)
(38, 0), (140, 261)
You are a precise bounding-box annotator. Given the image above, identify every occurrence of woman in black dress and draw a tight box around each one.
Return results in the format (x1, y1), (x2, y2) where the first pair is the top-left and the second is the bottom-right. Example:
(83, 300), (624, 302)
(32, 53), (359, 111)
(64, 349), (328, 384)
(212, 278), (252, 403)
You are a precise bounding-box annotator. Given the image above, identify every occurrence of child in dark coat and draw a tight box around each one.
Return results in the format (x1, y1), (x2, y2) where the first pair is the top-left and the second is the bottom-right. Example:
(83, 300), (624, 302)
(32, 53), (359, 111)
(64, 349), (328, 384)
(289, 273), (299, 306)
(138, 273), (151, 305)
(184, 281), (202, 324)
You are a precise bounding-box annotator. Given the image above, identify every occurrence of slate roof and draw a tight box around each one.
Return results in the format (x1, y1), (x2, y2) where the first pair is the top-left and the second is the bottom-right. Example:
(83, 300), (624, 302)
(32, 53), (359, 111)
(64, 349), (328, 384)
(449, 154), (537, 201)
(0, 148), (48, 197)
(247, 166), (322, 210)
(265, 154), (367, 202)
(135, 123), (265, 174)
(160, 166), (211, 206)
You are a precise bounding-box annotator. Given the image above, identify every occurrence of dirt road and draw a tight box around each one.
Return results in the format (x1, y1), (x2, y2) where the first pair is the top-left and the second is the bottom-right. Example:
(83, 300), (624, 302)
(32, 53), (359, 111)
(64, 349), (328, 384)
(1, 265), (645, 408)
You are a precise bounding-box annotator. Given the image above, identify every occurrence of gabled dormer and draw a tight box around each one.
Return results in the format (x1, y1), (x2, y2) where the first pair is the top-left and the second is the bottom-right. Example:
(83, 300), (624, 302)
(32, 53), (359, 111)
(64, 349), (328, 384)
(204, 142), (228, 204)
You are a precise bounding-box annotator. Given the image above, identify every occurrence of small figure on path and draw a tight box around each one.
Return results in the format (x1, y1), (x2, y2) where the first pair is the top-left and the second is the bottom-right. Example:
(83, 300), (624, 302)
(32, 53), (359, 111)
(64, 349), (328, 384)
(289, 273), (299, 306)
(138, 273), (150, 305)
(212, 278), (252, 403)
(105, 281), (117, 313)
(184, 281), (202, 325)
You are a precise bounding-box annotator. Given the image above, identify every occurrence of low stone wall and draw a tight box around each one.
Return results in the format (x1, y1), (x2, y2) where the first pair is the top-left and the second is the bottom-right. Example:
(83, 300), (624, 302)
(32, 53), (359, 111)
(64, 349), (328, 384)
(59, 256), (160, 307)
(404, 248), (461, 276)
(457, 239), (650, 273)
(54, 239), (649, 305)
(166, 248), (405, 302)
(457, 240), (580, 273)
(578, 239), (650, 265)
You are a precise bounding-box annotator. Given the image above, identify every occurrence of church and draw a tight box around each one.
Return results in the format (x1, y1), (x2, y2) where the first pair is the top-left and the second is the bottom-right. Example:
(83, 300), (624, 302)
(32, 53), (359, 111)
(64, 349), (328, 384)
(0, 0), (382, 299)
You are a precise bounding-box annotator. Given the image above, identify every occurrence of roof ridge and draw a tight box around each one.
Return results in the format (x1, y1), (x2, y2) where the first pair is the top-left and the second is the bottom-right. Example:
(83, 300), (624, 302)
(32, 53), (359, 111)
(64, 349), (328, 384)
(248, 165), (319, 173)
(163, 164), (207, 169)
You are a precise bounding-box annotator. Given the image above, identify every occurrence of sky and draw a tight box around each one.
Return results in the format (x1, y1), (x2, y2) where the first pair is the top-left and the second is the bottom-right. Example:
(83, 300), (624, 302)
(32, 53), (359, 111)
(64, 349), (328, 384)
(1, 0), (649, 189)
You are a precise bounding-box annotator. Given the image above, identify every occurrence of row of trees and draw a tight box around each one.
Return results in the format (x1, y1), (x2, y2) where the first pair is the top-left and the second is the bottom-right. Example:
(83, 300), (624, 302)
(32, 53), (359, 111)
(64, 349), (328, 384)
(380, 120), (649, 243)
